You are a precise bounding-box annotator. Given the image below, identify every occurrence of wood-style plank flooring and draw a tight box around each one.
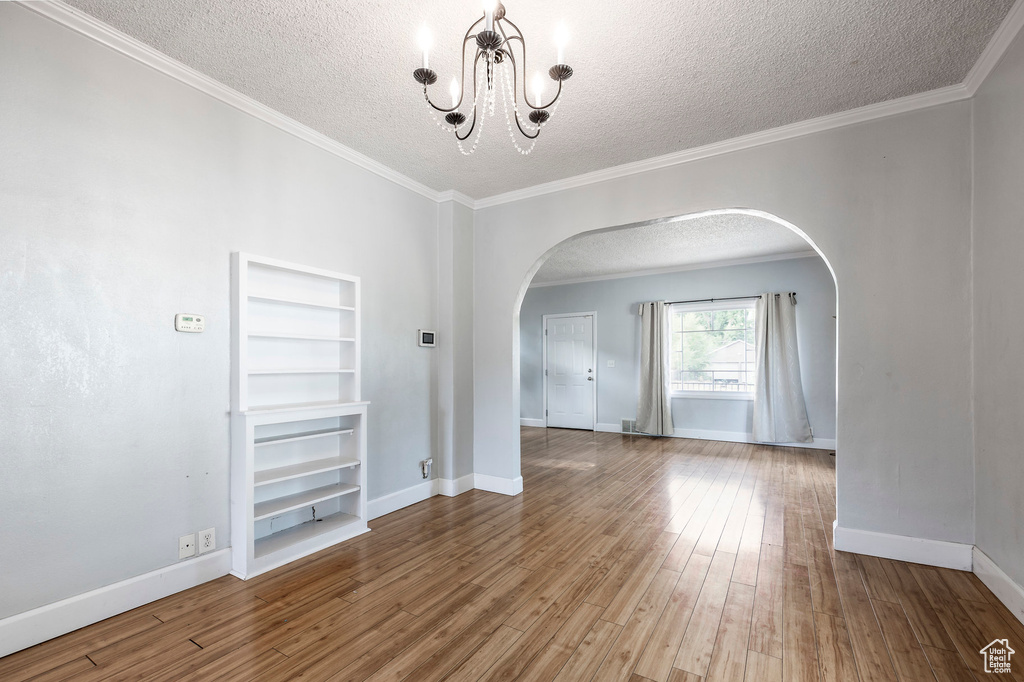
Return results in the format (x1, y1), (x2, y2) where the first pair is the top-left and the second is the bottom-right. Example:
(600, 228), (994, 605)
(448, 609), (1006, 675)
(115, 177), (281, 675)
(3, 428), (1022, 681)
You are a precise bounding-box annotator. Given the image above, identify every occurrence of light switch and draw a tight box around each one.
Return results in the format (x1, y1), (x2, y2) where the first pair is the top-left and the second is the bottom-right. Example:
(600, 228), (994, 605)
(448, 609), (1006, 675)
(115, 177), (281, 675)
(607, 360), (615, 368)
(175, 313), (205, 333)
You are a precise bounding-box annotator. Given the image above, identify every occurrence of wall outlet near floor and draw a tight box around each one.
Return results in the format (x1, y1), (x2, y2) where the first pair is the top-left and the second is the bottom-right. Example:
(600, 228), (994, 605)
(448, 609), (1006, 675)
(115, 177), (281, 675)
(178, 533), (196, 559)
(421, 458), (432, 479)
(198, 528), (215, 554)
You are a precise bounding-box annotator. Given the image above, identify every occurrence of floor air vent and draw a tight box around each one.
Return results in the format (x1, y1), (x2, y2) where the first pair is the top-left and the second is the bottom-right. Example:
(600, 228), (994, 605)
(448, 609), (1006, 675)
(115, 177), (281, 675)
(621, 419), (637, 434)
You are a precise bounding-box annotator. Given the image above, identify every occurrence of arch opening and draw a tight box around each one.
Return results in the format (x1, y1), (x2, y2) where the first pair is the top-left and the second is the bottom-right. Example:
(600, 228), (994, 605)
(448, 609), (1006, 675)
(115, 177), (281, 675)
(511, 207), (839, 490)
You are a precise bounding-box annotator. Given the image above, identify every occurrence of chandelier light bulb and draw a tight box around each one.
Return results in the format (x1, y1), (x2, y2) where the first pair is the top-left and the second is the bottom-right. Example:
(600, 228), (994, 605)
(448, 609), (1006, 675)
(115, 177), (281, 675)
(482, 0), (497, 31)
(417, 24), (433, 69)
(450, 77), (460, 108)
(554, 22), (569, 64)
(532, 73), (544, 108)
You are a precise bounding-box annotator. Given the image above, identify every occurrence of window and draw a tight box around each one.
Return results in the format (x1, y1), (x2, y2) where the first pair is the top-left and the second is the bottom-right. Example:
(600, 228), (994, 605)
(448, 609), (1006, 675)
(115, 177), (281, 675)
(669, 301), (756, 396)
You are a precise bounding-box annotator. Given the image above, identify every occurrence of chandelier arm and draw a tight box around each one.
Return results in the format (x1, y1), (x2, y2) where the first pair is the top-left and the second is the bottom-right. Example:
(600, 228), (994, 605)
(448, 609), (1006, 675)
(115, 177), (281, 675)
(425, 20), (486, 113)
(498, 18), (543, 111)
(513, 107), (541, 139)
(499, 33), (563, 111)
(426, 39), (483, 113)
(498, 47), (547, 134)
(455, 105), (478, 141)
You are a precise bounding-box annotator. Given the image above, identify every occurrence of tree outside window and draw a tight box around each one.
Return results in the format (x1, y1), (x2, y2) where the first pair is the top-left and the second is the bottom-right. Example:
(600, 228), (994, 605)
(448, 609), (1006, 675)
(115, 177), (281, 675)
(669, 303), (756, 394)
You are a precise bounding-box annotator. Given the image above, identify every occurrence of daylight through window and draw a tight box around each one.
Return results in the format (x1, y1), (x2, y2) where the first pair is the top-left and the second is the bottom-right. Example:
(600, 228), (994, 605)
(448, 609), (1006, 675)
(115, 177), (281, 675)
(668, 302), (757, 394)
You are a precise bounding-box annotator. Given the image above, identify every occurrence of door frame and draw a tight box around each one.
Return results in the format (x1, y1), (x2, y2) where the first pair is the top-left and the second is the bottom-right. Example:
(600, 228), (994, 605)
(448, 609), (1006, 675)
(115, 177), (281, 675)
(541, 311), (598, 431)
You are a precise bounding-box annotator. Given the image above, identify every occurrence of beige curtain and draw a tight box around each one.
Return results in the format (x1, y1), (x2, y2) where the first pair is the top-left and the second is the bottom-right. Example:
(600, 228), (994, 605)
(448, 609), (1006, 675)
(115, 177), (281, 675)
(637, 301), (674, 436)
(753, 292), (812, 443)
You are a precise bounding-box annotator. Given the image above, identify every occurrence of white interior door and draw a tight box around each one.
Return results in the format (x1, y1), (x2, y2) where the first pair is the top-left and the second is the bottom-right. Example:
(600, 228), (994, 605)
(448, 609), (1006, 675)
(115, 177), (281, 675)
(545, 314), (595, 430)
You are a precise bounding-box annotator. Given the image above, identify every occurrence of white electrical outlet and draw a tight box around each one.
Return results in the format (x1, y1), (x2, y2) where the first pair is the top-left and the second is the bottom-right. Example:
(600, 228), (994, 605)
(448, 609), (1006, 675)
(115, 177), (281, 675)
(174, 313), (205, 333)
(607, 360), (615, 367)
(198, 528), (215, 554)
(179, 533), (196, 559)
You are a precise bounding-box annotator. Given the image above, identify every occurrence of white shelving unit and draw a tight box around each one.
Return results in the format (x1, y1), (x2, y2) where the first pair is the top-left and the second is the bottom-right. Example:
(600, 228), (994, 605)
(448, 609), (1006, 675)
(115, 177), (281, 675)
(230, 253), (369, 579)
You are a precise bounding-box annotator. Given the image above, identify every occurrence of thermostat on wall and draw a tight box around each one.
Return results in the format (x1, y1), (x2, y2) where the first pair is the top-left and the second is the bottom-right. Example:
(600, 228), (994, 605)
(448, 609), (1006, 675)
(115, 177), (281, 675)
(418, 330), (436, 347)
(175, 313), (206, 333)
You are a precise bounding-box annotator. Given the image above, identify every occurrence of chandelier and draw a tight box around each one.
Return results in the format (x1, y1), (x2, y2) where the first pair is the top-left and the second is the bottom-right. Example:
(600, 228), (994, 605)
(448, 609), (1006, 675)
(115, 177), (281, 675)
(412, 2), (573, 155)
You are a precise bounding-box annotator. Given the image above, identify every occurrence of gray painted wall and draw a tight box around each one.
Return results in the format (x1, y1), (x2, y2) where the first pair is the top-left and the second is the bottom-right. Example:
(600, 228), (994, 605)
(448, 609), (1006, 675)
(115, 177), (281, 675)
(436, 200), (475, 482)
(973, 27), (1024, 589)
(474, 101), (974, 547)
(519, 257), (837, 441)
(0, 5), (439, 619)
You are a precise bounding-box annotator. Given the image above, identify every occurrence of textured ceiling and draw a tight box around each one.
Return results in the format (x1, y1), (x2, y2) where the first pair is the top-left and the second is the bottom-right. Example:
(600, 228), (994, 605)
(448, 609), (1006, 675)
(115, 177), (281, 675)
(531, 213), (813, 284)
(64, 0), (1013, 199)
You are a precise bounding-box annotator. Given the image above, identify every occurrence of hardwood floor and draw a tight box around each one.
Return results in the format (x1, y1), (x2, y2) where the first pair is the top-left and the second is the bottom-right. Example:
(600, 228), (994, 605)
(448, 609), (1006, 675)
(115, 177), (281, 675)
(3, 428), (1021, 681)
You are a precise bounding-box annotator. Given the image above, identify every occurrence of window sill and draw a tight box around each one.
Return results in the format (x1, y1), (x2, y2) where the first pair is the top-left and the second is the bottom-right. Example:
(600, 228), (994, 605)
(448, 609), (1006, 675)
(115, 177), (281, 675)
(671, 391), (754, 401)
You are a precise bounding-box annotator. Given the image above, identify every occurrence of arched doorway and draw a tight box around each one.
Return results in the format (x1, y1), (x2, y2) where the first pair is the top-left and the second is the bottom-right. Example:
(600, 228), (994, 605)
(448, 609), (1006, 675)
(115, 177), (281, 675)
(511, 208), (838, 492)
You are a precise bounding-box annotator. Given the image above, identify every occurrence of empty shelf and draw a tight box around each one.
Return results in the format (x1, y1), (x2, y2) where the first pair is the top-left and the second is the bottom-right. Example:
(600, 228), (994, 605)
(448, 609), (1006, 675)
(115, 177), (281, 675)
(255, 427), (354, 446)
(248, 294), (355, 311)
(254, 511), (361, 559)
(243, 400), (370, 415)
(254, 483), (359, 521)
(255, 457), (360, 487)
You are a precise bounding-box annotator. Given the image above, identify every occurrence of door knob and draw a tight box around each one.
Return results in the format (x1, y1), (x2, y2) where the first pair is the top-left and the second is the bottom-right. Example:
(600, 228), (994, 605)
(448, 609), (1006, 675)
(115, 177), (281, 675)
(588, 369), (592, 373)
(588, 376), (593, 381)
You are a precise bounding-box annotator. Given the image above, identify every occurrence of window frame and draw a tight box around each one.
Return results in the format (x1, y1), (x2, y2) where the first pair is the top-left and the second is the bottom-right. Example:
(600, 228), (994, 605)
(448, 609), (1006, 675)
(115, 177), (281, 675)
(667, 299), (757, 401)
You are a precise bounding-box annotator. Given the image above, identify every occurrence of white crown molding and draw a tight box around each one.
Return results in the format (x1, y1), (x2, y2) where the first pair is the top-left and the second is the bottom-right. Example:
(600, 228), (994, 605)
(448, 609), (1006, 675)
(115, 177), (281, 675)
(473, 84), (971, 209)
(469, 0), (1024, 209)
(18, 0), (1024, 211)
(435, 190), (476, 209)
(529, 250), (818, 289)
(15, 0), (446, 204)
(964, 0), (1024, 96)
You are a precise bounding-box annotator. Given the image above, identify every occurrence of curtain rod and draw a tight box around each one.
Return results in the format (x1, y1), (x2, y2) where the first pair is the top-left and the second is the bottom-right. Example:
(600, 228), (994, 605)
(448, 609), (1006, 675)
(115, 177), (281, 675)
(665, 294), (781, 306)
(639, 293), (796, 315)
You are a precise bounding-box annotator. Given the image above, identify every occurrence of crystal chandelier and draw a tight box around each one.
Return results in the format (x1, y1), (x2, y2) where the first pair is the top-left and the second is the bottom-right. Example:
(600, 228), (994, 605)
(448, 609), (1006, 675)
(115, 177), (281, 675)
(412, 2), (573, 155)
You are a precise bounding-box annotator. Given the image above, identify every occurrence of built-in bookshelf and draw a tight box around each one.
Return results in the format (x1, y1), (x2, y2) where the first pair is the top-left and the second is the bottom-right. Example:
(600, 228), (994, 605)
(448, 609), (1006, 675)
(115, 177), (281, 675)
(230, 253), (368, 579)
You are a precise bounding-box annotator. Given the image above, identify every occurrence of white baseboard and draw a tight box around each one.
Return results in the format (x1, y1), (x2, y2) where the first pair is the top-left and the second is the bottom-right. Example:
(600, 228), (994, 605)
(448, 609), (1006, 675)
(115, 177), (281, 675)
(833, 521), (973, 570)
(367, 479), (437, 520)
(597, 422), (835, 450)
(973, 547), (1024, 626)
(438, 474), (476, 497)
(520, 418), (546, 428)
(673, 427), (836, 450)
(368, 472), (525, 520)
(474, 474), (524, 496)
(0, 548), (231, 658)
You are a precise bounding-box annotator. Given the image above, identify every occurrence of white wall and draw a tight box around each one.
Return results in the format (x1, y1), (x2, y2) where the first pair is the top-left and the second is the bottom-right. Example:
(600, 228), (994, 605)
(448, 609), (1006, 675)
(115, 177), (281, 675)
(0, 5), (439, 620)
(520, 256), (837, 442)
(474, 101), (974, 547)
(972, 25), (1024, 591)
(436, 200), (475, 483)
